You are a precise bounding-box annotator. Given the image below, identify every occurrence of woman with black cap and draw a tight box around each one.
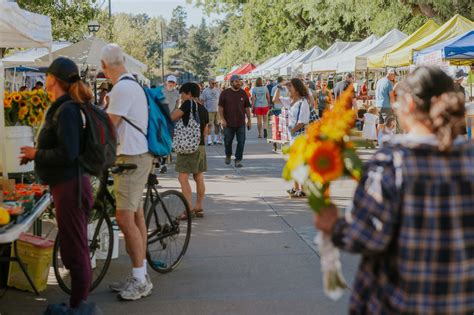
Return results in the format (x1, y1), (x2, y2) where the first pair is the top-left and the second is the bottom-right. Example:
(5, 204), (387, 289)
(20, 57), (95, 312)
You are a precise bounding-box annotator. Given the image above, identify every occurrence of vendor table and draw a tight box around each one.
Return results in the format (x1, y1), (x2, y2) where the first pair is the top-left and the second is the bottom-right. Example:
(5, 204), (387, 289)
(0, 194), (52, 295)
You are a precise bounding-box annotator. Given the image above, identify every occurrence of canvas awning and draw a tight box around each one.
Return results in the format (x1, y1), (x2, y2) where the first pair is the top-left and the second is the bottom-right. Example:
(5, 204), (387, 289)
(224, 63), (256, 80)
(280, 45), (324, 76)
(337, 29), (407, 73)
(249, 53), (288, 77)
(1, 42), (71, 67)
(414, 29), (474, 66)
(312, 35), (379, 72)
(302, 41), (358, 74)
(265, 50), (303, 76)
(36, 37), (148, 74)
(0, 0), (53, 177)
(367, 20), (439, 68)
(384, 14), (474, 67)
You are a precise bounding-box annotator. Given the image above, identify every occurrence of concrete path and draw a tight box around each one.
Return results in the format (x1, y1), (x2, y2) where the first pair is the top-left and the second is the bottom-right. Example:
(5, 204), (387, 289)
(0, 124), (375, 315)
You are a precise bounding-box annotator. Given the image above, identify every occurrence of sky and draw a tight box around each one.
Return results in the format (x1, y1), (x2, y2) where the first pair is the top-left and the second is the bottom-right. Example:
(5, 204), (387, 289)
(109, 0), (224, 26)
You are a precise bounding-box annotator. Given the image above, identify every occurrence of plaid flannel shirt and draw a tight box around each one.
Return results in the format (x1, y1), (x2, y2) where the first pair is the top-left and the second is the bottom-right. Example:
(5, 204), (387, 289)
(332, 136), (474, 315)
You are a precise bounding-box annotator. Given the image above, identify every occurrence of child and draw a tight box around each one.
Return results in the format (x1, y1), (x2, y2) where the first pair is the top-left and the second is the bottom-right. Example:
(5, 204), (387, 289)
(378, 116), (397, 147)
(362, 106), (378, 146)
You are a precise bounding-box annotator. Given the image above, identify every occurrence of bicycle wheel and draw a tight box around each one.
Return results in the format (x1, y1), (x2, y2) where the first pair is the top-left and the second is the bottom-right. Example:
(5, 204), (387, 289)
(146, 190), (191, 273)
(53, 209), (114, 294)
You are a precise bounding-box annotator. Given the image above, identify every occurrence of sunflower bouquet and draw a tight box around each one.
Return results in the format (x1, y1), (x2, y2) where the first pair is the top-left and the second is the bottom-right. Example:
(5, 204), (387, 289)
(282, 86), (363, 300)
(3, 90), (51, 127)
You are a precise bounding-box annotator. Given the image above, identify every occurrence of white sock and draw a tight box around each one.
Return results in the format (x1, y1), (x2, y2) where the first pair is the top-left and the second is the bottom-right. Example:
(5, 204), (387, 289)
(143, 259), (148, 275)
(132, 266), (146, 283)
(208, 135), (212, 143)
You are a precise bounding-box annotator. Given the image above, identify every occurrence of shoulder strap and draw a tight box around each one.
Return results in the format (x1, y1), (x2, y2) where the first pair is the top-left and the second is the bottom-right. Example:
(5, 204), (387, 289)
(296, 100), (303, 123)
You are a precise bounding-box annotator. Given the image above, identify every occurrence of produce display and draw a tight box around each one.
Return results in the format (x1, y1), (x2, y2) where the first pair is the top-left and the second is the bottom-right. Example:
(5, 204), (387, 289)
(0, 183), (48, 228)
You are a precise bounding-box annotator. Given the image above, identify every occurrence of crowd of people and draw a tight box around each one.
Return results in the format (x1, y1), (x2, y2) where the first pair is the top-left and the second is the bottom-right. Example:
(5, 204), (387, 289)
(12, 38), (474, 314)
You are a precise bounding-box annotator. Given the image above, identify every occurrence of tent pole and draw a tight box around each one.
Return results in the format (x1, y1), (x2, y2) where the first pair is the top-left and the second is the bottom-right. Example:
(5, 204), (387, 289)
(13, 67), (16, 91)
(0, 62), (8, 179)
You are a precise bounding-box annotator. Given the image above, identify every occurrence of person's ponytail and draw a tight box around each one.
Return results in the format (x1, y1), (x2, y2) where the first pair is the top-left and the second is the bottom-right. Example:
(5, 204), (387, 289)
(57, 79), (93, 104)
(429, 92), (465, 151)
(396, 66), (466, 152)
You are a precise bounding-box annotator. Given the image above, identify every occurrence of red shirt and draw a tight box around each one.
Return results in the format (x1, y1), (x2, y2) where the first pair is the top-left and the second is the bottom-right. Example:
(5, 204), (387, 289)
(219, 88), (251, 128)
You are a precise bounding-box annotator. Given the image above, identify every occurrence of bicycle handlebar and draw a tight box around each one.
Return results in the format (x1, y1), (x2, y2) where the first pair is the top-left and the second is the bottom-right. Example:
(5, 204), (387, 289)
(110, 163), (137, 174)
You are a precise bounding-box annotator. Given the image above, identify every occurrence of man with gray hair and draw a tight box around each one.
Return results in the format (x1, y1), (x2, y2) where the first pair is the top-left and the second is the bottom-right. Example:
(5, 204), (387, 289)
(200, 78), (222, 145)
(101, 43), (153, 301)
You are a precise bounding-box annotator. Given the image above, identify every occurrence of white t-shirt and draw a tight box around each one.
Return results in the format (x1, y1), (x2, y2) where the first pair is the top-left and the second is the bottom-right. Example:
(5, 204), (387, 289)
(107, 73), (148, 155)
(280, 97), (310, 128)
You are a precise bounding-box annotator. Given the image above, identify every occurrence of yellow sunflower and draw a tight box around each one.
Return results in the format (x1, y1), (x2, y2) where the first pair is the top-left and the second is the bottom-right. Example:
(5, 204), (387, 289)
(19, 101), (27, 107)
(4, 97), (12, 109)
(41, 101), (49, 110)
(18, 107), (28, 120)
(11, 92), (22, 103)
(31, 95), (42, 106)
(28, 116), (38, 126)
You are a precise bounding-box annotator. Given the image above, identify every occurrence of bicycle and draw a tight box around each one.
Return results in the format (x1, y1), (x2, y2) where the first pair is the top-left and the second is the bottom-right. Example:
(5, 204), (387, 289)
(52, 163), (191, 294)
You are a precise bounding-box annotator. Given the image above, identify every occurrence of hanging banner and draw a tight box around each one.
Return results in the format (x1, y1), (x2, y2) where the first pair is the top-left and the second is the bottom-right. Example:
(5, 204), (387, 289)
(414, 50), (443, 65)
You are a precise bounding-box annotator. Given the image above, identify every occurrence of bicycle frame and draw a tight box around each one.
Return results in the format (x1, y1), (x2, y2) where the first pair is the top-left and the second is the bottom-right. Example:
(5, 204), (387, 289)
(144, 173), (180, 244)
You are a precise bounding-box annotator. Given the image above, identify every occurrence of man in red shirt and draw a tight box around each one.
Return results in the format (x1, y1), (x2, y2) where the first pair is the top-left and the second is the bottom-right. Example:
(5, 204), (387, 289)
(219, 75), (252, 168)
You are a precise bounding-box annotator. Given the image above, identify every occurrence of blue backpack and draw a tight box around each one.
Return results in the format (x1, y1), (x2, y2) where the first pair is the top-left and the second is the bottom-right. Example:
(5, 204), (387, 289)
(120, 77), (174, 157)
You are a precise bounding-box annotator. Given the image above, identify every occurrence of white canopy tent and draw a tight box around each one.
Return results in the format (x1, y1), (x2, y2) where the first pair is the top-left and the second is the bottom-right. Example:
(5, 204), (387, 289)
(249, 53), (288, 78)
(302, 41), (358, 74)
(265, 50), (303, 76)
(336, 29), (407, 73)
(280, 45), (324, 76)
(1, 42), (71, 67)
(0, 0), (53, 177)
(312, 35), (379, 73)
(36, 37), (148, 78)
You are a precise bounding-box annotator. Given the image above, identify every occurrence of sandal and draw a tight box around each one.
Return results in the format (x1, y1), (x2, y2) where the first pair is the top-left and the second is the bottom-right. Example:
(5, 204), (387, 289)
(193, 209), (204, 218)
(178, 211), (195, 221)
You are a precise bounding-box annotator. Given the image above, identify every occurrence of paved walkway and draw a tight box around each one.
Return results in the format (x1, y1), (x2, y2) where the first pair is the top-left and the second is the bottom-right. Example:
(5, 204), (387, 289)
(0, 124), (375, 315)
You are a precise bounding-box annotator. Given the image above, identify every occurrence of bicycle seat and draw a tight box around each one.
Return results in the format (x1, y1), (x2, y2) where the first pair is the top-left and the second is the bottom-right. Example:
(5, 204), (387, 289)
(110, 163), (137, 174)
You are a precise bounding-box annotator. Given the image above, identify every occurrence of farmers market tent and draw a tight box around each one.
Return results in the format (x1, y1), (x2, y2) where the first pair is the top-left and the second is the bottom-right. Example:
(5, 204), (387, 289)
(249, 53), (288, 77)
(336, 29), (407, 73)
(383, 14), (474, 67)
(302, 41), (358, 74)
(0, 0), (53, 177)
(36, 37), (148, 75)
(1, 42), (70, 67)
(367, 20), (440, 69)
(280, 45), (324, 76)
(266, 50), (303, 76)
(414, 29), (474, 65)
(224, 63), (256, 81)
(312, 35), (379, 73)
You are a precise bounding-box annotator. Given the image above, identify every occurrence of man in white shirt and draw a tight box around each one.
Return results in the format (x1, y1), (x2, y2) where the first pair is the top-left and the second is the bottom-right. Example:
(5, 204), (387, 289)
(101, 44), (153, 301)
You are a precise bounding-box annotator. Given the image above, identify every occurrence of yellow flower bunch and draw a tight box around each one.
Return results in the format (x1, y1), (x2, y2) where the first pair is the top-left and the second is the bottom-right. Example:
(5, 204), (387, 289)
(283, 85), (363, 211)
(4, 90), (51, 127)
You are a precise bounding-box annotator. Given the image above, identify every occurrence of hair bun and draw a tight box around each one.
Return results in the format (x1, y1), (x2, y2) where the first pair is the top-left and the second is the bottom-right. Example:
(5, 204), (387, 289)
(429, 92), (465, 151)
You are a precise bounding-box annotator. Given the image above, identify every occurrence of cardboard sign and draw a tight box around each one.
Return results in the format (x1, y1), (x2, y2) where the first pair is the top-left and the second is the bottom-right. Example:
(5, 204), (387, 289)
(0, 179), (15, 193)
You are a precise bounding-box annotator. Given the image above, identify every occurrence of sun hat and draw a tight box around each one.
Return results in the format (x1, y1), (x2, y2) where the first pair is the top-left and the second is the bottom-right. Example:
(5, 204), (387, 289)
(167, 75), (178, 83)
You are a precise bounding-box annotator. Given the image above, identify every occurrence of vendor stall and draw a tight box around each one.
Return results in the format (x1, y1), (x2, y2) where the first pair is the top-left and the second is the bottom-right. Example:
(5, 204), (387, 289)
(302, 41), (358, 74)
(224, 63), (256, 81)
(280, 45), (324, 76)
(0, 0), (53, 295)
(367, 20), (440, 69)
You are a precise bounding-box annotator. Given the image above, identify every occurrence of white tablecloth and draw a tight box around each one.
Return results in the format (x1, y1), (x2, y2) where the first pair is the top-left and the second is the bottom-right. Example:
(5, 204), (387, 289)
(0, 194), (52, 244)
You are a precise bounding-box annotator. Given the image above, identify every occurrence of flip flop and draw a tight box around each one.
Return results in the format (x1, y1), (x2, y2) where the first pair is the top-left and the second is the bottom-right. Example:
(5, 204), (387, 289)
(193, 209), (204, 218)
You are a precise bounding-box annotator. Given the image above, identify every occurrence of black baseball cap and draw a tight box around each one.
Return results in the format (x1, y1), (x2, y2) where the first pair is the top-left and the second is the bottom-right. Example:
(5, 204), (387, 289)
(46, 57), (81, 83)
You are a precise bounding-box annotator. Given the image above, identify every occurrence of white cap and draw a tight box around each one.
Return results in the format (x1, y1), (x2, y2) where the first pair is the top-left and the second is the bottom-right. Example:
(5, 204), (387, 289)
(167, 75), (177, 83)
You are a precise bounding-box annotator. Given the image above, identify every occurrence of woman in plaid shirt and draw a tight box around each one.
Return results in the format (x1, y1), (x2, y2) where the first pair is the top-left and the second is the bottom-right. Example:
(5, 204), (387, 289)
(315, 67), (473, 315)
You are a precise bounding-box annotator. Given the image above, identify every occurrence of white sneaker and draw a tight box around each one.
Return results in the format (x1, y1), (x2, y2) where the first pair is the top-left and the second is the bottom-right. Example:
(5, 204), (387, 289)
(110, 275), (132, 292)
(118, 277), (153, 301)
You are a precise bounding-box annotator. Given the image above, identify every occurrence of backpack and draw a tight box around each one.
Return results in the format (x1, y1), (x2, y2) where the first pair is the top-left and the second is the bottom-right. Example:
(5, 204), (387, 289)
(172, 100), (201, 154)
(119, 77), (174, 157)
(54, 101), (117, 177)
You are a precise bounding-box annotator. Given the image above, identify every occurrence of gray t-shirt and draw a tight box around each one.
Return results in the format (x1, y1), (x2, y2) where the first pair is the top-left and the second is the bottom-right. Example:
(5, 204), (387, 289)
(163, 88), (180, 113)
(201, 87), (221, 112)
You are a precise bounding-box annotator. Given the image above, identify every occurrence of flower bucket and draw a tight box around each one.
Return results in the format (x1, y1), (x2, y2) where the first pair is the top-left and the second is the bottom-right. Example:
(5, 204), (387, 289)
(0, 126), (34, 174)
(466, 102), (474, 141)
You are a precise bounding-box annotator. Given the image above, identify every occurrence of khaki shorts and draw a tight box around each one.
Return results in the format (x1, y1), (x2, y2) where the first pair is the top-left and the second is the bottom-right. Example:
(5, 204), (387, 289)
(113, 153), (154, 211)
